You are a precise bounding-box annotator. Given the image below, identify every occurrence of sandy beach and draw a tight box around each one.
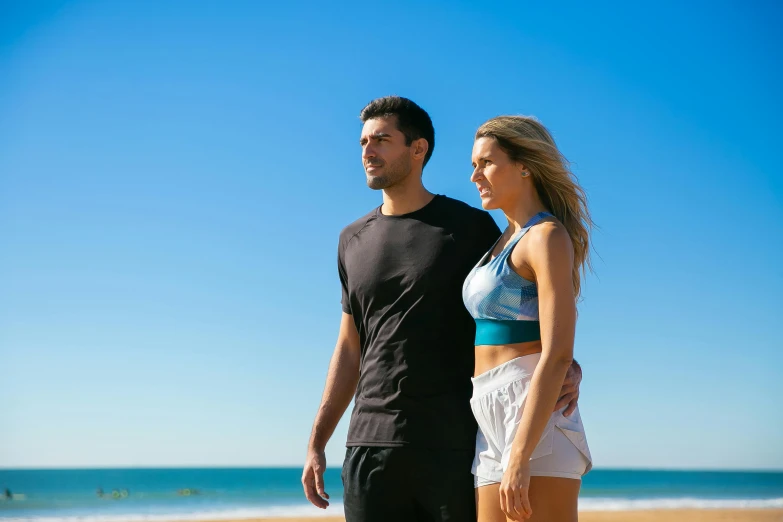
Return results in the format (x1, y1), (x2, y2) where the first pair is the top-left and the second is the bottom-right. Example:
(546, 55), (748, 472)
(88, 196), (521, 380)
(227, 511), (783, 522)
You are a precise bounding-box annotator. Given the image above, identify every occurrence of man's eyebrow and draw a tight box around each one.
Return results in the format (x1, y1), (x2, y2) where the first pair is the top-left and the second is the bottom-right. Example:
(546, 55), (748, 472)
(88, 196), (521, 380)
(360, 132), (392, 143)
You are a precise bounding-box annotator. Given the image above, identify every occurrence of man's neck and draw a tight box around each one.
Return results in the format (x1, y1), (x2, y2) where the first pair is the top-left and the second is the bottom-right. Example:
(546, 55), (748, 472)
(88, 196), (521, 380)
(380, 179), (435, 216)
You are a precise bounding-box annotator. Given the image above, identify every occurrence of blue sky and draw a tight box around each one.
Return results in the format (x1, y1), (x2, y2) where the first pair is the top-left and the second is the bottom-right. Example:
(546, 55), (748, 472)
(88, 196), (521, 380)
(1, 0), (781, 470)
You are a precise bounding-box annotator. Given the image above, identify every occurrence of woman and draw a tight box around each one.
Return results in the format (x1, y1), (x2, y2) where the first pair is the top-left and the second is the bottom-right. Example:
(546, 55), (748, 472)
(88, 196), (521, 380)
(462, 116), (593, 521)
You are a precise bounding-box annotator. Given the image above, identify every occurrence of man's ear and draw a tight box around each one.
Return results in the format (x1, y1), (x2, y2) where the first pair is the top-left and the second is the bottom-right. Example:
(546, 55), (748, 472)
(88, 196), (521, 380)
(411, 137), (429, 162)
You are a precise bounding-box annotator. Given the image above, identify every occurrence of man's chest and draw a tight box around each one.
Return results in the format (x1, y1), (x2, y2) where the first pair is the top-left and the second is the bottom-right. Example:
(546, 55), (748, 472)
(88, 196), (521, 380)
(344, 224), (465, 299)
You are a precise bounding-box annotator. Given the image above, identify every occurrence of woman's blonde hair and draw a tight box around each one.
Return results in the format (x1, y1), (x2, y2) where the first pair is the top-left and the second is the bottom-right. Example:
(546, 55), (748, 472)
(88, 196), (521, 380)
(476, 115), (593, 298)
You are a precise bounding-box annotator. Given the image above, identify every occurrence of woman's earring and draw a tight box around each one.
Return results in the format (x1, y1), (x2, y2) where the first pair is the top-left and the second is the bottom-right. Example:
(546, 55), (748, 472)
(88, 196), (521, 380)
(521, 170), (529, 177)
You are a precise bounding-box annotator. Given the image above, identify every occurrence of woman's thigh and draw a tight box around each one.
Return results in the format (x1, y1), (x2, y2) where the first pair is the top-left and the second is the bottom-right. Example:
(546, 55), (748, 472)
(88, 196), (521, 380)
(475, 477), (580, 522)
(475, 484), (505, 522)
(528, 476), (580, 522)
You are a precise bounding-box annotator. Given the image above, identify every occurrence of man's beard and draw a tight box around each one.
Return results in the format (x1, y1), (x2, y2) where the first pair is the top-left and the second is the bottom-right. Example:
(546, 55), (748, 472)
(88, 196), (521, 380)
(365, 153), (411, 190)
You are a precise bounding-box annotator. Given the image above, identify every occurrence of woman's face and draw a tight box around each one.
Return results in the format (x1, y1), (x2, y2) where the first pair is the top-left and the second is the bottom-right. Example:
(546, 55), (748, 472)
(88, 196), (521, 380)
(471, 137), (525, 211)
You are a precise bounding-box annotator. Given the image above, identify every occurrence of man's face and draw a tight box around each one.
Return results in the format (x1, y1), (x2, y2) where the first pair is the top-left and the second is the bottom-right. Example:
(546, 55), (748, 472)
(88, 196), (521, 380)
(360, 116), (412, 190)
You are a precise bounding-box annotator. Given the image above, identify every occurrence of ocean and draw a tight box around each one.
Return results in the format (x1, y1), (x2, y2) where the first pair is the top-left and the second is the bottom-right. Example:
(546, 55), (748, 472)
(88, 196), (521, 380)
(1, 468), (782, 521)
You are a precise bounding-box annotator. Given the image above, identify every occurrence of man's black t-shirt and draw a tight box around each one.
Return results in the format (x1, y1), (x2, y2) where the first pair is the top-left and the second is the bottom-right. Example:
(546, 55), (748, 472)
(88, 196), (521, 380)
(338, 195), (502, 450)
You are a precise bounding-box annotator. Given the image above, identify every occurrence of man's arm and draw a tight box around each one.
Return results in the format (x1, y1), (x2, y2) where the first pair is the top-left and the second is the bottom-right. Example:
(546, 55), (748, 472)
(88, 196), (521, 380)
(301, 312), (361, 509)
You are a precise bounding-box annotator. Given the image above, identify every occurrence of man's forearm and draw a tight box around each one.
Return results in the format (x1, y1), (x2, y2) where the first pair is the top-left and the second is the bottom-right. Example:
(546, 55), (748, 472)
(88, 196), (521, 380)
(308, 345), (360, 452)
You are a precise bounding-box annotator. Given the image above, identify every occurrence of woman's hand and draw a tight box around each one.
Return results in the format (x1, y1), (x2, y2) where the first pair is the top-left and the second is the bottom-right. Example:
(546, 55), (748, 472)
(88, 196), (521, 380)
(499, 457), (532, 520)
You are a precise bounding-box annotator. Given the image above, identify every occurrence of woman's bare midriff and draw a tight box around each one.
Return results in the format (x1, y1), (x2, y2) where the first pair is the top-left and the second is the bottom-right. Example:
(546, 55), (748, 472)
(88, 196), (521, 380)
(475, 340), (543, 376)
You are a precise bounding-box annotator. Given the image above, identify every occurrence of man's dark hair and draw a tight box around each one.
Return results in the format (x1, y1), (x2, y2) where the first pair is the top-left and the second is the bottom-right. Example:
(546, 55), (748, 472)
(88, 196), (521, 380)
(360, 96), (435, 167)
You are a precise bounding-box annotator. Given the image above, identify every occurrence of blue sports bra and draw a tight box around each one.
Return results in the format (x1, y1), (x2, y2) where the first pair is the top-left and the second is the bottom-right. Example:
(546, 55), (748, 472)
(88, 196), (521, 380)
(462, 212), (553, 345)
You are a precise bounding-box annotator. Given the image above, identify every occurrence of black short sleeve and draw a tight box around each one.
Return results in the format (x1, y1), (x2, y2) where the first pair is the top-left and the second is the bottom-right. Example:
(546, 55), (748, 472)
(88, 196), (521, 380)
(338, 247), (352, 315)
(478, 211), (502, 253)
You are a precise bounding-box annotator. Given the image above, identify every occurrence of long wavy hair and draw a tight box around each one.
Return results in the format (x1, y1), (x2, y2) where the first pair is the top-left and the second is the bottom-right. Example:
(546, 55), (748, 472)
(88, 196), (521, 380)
(476, 115), (594, 298)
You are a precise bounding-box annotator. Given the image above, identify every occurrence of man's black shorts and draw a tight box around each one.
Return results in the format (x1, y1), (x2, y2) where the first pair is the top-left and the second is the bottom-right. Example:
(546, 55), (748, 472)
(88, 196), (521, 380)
(342, 446), (476, 522)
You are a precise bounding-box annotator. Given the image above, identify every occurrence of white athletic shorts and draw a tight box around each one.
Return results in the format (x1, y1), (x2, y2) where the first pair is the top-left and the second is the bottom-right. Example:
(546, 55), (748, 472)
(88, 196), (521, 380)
(470, 354), (592, 487)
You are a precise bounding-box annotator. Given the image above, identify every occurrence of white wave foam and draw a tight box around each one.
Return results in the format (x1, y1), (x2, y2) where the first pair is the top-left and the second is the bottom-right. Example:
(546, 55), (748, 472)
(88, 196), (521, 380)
(579, 497), (783, 511)
(0, 504), (345, 522)
(3, 498), (783, 521)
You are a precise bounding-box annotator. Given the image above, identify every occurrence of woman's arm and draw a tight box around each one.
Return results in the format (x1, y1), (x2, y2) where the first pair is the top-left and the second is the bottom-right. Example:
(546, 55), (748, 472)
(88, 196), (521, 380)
(511, 221), (576, 459)
(500, 221), (576, 519)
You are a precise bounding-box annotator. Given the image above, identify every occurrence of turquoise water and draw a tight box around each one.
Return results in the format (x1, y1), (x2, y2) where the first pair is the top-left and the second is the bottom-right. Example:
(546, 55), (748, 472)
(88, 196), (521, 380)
(1, 468), (781, 520)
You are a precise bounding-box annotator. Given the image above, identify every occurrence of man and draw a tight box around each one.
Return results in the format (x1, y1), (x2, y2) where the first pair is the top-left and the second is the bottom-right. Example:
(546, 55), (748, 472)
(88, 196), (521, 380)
(302, 96), (582, 521)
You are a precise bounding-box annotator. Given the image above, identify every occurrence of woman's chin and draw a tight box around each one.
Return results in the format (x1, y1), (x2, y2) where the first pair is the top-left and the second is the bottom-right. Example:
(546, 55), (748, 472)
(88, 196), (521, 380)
(479, 195), (500, 210)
